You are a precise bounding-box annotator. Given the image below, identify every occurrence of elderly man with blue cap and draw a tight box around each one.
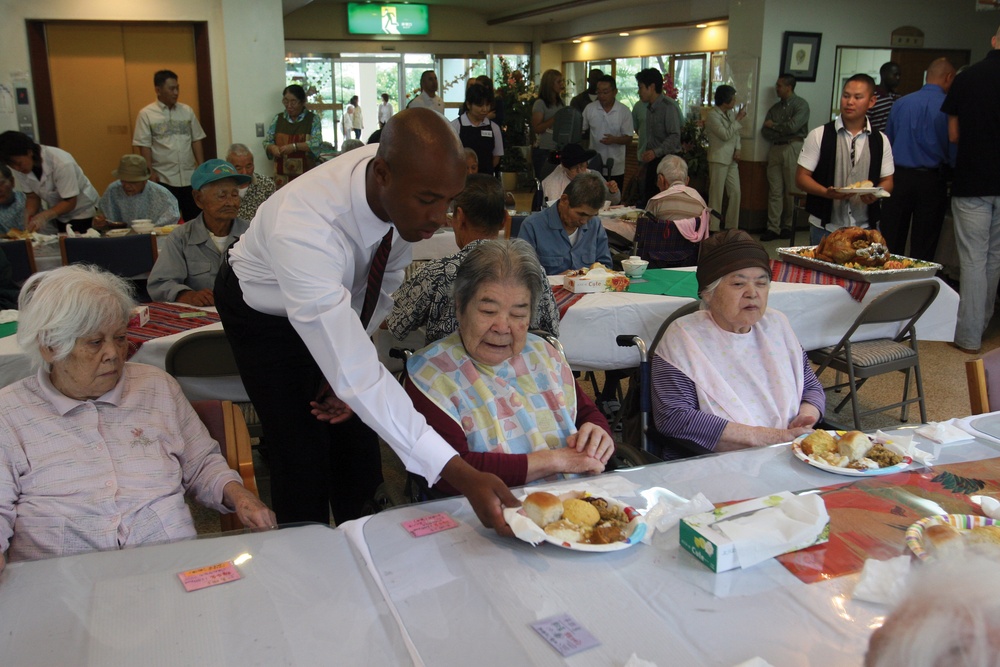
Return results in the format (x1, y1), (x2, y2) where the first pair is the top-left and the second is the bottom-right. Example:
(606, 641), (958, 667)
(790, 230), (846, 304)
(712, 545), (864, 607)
(148, 159), (251, 306)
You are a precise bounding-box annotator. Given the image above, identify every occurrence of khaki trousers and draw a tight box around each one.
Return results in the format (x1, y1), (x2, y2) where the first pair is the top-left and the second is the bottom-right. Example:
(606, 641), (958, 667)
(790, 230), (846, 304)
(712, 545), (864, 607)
(766, 141), (801, 234)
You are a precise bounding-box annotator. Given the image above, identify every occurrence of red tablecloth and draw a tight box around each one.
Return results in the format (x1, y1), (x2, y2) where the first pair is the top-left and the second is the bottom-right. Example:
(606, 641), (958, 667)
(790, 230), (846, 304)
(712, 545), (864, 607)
(551, 286), (586, 318)
(126, 302), (221, 359)
(770, 259), (870, 302)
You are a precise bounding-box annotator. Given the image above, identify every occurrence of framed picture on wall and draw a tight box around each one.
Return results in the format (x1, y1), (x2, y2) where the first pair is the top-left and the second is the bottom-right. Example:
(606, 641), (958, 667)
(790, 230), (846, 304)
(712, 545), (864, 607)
(780, 32), (822, 82)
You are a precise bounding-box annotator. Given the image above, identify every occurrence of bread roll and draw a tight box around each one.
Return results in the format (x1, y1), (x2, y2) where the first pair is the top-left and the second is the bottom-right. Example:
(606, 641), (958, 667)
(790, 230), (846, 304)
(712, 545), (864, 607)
(966, 525), (1000, 546)
(563, 499), (601, 528)
(544, 519), (584, 543)
(801, 430), (837, 457)
(838, 431), (872, 462)
(523, 492), (563, 528)
(925, 524), (964, 557)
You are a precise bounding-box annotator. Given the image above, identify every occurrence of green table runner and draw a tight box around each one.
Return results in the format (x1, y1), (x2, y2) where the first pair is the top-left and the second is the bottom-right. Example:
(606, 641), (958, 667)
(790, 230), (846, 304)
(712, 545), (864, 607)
(627, 269), (700, 298)
(0, 321), (16, 339)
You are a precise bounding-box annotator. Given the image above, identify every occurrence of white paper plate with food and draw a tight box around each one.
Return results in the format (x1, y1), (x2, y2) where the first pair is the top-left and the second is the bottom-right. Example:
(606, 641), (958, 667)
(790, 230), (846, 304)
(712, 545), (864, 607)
(504, 490), (646, 552)
(832, 187), (883, 195)
(906, 514), (1000, 562)
(791, 430), (912, 476)
(105, 228), (131, 237)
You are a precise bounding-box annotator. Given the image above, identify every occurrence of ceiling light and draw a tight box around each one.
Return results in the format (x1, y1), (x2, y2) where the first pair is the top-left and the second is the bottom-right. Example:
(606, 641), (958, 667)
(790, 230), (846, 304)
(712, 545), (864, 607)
(572, 39), (581, 43)
(619, 32), (630, 37)
(696, 24), (708, 28)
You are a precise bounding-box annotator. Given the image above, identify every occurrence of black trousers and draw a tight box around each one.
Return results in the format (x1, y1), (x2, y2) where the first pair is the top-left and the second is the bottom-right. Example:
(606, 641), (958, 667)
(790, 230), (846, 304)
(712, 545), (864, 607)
(214, 259), (383, 525)
(162, 183), (200, 222)
(878, 166), (948, 262)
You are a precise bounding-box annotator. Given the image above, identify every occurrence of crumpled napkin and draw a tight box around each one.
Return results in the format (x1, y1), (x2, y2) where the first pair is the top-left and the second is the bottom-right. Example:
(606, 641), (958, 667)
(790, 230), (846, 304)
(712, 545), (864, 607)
(31, 232), (57, 245)
(915, 422), (973, 444)
(971, 495), (1000, 520)
(732, 659), (777, 667)
(622, 653), (657, 667)
(876, 430), (935, 465)
(641, 491), (713, 545)
(714, 494), (829, 569)
(851, 555), (912, 605)
(0, 310), (17, 324)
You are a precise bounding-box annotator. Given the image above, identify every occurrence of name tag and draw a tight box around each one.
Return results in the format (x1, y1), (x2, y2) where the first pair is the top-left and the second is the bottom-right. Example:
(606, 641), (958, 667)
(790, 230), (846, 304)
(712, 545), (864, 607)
(480, 129), (493, 138)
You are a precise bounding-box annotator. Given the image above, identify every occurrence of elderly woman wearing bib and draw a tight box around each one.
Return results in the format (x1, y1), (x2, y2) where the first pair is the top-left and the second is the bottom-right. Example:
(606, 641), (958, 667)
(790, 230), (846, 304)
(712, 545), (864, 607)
(651, 230), (825, 458)
(405, 239), (614, 494)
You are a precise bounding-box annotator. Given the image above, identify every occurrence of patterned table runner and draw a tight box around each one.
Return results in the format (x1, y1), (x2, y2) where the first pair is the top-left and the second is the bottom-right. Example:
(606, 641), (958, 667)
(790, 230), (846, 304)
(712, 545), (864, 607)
(770, 259), (871, 302)
(126, 302), (221, 359)
(551, 286), (586, 319)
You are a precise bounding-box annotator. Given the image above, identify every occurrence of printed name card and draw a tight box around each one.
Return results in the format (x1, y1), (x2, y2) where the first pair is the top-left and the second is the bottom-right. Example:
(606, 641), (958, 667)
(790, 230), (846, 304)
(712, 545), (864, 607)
(531, 613), (601, 657)
(401, 512), (459, 537)
(178, 561), (242, 592)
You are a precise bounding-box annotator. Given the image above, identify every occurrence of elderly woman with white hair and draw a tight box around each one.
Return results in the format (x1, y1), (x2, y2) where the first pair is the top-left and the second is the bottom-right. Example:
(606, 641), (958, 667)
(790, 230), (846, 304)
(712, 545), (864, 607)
(405, 239), (614, 495)
(0, 265), (274, 571)
(226, 143), (275, 222)
(651, 230), (824, 458)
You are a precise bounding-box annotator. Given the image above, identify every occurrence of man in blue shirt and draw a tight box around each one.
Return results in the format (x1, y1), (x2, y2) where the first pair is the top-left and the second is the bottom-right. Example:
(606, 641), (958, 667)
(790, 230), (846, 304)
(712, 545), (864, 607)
(880, 58), (957, 261)
(518, 172), (612, 274)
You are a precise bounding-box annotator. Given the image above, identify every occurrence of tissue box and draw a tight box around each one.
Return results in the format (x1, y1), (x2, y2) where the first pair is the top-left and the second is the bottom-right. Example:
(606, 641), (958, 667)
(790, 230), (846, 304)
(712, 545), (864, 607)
(679, 491), (830, 573)
(565, 272), (630, 293)
(128, 306), (149, 329)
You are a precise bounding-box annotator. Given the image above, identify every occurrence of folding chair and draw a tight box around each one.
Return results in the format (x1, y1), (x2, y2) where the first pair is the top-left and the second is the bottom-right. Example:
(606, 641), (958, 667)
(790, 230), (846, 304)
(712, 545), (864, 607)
(966, 347), (1000, 415)
(807, 280), (940, 430)
(60, 234), (159, 301)
(165, 330), (262, 440)
(190, 399), (261, 532)
(0, 239), (36, 285)
(616, 300), (701, 460)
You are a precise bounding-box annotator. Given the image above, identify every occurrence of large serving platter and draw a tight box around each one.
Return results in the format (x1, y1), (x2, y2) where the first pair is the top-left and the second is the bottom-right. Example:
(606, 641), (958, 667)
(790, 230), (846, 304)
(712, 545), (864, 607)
(776, 246), (941, 283)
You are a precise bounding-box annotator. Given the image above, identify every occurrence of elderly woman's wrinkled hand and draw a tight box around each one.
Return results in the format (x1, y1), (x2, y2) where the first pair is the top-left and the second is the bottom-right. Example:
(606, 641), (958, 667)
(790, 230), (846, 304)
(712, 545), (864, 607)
(223, 482), (277, 530)
(566, 422), (615, 466)
(788, 403), (821, 430)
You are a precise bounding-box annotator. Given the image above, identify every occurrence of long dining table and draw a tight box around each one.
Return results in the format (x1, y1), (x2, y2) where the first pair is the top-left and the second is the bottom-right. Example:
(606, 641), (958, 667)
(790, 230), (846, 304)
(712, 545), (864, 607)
(6, 417), (996, 665)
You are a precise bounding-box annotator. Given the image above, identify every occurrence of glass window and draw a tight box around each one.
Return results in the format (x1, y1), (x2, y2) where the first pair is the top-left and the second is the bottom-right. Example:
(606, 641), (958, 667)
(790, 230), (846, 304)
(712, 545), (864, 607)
(673, 54), (708, 119)
(614, 57), (644, 110)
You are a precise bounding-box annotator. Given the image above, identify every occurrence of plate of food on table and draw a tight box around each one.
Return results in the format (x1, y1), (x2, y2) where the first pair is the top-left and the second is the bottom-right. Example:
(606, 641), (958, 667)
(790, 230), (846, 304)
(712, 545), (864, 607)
(792, 429), (912, 476)
(511, 490), (646, 552)
(906, 514), (1000, 561)
(777, 227), (941, 281)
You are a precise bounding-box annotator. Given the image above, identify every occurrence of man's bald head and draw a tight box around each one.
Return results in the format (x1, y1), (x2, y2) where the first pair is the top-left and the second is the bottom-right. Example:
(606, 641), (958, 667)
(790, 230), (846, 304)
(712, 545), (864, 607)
(377, 107), (464, 170)
(926, 58), (956, 91)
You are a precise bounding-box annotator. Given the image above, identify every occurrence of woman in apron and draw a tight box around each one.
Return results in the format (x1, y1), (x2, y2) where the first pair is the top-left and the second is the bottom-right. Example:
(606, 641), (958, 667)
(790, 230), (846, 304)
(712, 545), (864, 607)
(451, 83), (503, 176)
(264, 84), (322, 187)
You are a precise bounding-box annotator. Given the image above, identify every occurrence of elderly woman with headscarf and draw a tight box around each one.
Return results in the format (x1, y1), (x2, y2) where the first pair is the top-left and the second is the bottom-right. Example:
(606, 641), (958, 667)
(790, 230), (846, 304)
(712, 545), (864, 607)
(405, 239), (614, 494)
(540, 142), (621, 208)
(0, 265), (274, 571)
(651, 230), (824, 458)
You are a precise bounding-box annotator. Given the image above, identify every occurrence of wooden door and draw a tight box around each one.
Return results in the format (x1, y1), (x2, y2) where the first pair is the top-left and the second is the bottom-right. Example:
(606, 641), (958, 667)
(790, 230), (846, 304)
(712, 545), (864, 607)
(891, 48), (971, 95)
(122, 25), (201, 132)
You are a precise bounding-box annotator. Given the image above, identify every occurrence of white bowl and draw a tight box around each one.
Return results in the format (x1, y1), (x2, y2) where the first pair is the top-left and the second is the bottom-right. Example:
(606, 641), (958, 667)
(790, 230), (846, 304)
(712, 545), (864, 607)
(130, 220), (155, 234)
(105, 228), (131, 238)
(622, 260), (649, 278)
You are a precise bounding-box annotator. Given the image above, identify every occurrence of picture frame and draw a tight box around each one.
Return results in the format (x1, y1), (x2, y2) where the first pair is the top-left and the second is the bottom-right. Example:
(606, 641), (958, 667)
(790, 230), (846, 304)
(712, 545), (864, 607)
(780, 32), (822, 82)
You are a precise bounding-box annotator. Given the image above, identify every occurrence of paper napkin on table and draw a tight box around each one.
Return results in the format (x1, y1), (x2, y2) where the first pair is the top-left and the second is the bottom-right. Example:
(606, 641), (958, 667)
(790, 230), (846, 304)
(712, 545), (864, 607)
(876, 430), (935, 465)
(0, 310), (17, 325)
(622, 653), (658, 667)
(971, 495), (1000, 520)
(714, 494), (829, 568)
(851, 555), (912, 605)
(732, 659), (777, 667)
(915, 422), (974, 444)
(31, 232), (56, 245)
(641, 491), (713, 545)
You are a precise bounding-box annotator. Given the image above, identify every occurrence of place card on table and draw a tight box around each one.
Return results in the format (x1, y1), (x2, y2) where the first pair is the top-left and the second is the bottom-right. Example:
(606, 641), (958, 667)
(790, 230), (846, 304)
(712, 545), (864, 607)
(178, 560), (242, 592)
(531, 613), (601, 657)
(401, 512), (458, 537)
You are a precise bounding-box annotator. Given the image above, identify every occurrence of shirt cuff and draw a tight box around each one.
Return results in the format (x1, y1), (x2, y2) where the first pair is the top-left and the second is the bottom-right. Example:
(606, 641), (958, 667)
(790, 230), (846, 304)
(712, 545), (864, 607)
(403, 431), (459, 486)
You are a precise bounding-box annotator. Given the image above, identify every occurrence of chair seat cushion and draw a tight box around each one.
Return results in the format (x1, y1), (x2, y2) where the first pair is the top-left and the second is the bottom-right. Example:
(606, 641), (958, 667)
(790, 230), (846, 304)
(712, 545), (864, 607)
(814, 339), (916, 367)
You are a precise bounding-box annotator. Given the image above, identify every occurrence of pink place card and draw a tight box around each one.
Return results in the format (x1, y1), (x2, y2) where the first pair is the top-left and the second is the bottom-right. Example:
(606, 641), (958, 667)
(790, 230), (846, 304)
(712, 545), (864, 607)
(401, 512), (459, 537)
(177, 560), (242, 592)
(531, 613), (601, 657)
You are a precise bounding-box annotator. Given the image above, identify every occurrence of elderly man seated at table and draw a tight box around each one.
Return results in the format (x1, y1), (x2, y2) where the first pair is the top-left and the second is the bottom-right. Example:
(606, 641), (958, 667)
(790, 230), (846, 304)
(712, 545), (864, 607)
(226, 143), (275, 222)
(387, 173), (559, 345)
(0, 265), (274, 571)
(540, 143), (620, 208)
(651, 230), (824, 458)
(640, 155), (712, 267)
(405, 240), (614, 494)
(147, 159), (250, 306)
(94, 154), (180, 231)
(518, 172), (613, 275)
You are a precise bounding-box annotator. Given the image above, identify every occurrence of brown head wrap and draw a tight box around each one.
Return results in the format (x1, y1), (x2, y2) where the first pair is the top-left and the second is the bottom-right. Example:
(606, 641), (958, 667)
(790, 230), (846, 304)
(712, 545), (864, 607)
(696, 230), (771, 292)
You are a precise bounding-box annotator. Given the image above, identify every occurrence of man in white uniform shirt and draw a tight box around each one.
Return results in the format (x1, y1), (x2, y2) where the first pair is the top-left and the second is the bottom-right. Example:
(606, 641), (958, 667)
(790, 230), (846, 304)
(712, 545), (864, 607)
(215, 109), (518, 531)
(406, 70), (446, 115)
(133, 69), (206, 222)
(582, 75), (634, 191)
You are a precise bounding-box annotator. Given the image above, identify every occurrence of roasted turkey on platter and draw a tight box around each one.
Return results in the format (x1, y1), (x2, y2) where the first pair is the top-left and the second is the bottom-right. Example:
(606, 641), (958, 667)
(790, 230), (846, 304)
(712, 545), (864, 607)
(813, 227), (889, 267)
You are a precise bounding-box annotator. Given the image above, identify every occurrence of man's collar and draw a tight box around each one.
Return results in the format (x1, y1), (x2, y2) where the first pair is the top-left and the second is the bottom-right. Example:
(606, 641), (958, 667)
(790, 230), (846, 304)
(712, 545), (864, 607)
(835, 115), (871, 135)
(36, 365), (126, 416)
(156, 99), (176, 111)
(351, 144), (395, 248)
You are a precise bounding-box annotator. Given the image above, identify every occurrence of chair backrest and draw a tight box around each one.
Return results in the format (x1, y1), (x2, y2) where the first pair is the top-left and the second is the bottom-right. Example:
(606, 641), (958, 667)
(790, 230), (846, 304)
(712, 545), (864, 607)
(510, 215), (526, 239)
(189, 399), (259, 531)
(550, 107), (583, 149)
(649, 300), (701, 356)
(838, 280), (941, 343)
(0, 239), (36, 285)
(967, 347), (1000, 415)
(634, 212), (701, 268)
(60, 234), (158, 277)
(165, 330), (240, 377)
(530, 188), (546, 212)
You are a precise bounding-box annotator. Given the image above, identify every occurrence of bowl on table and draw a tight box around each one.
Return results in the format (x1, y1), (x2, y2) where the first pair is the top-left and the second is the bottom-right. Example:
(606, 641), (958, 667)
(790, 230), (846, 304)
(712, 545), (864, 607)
(130, 219), (155, 234)
(621, 256), (649, 279)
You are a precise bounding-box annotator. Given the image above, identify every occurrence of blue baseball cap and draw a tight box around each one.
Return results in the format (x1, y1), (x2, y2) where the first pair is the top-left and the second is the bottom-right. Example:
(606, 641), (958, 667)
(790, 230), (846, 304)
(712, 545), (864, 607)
(190, 159), (251, 190)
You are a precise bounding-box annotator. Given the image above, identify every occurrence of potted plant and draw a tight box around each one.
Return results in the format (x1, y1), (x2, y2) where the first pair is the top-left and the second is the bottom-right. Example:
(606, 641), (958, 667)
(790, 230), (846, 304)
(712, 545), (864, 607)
(495, 57), (537, 189)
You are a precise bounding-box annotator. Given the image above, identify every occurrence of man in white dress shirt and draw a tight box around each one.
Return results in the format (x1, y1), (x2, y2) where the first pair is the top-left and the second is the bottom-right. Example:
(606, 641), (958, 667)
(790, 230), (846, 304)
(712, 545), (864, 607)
(582, 75), (634, 191)
(406, 71), (446, 115)
(215, 109), (518, 531)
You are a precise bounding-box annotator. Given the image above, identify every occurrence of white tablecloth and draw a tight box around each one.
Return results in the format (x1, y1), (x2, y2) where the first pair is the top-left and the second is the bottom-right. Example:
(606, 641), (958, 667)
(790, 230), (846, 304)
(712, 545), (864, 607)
(410, 228), (460, 262)
(345, 425), (1000, 667)
(554, 269), (959, 371)
(0, 524), (411, 666)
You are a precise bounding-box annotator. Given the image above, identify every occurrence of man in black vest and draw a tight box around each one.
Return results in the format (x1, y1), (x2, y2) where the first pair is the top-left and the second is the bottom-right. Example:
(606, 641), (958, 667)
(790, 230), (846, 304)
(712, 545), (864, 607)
(795, 74), (894, 246)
